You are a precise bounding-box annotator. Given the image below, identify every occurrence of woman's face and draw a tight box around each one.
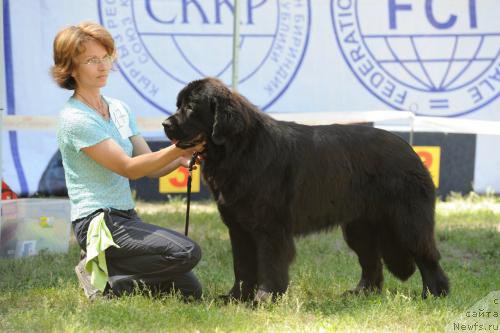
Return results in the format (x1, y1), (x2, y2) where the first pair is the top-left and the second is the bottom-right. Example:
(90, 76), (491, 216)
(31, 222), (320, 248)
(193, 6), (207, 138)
(71, 39), (112, 91)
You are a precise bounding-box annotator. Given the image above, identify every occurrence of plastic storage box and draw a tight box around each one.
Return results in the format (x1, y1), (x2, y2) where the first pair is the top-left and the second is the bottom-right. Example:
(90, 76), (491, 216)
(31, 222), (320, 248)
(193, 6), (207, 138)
(0, 199), (71, 259)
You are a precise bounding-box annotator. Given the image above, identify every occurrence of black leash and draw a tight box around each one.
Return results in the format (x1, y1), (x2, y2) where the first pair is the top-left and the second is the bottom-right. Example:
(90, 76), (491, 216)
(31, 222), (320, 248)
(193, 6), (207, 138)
(184, 152), (199, 236)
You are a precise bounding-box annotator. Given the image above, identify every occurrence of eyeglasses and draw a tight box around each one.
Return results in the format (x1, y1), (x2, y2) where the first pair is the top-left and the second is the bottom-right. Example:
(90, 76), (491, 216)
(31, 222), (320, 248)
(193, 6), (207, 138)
(82, 55), (114, 66)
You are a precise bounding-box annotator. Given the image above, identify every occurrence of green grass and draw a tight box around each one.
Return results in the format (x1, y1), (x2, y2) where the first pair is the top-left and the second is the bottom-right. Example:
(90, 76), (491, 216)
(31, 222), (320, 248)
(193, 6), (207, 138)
(1, 194), (499, 332)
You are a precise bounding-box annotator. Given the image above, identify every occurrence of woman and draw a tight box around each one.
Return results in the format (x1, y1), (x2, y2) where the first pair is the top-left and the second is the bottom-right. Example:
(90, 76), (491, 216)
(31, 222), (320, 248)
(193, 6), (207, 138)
(52, 22), (204, 300)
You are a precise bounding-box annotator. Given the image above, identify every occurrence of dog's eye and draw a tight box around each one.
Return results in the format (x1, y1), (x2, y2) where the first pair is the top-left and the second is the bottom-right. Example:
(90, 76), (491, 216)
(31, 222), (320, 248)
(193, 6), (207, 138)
(177, 107), (194, 120)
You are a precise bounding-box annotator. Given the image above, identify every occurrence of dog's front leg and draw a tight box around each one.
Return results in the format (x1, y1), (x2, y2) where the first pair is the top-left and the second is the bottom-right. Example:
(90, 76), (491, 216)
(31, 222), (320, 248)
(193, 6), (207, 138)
(253, 227), (296, 303)
(223, 222), (258, 302)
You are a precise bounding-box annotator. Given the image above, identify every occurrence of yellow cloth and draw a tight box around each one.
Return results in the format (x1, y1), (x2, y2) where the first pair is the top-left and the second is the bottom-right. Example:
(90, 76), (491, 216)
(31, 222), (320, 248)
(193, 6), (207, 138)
(85, 212), (120, 292)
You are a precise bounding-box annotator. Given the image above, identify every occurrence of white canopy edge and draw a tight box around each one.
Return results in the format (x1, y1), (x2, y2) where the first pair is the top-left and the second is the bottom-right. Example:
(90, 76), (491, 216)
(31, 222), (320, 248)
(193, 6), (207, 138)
(3, 111), (500, 136)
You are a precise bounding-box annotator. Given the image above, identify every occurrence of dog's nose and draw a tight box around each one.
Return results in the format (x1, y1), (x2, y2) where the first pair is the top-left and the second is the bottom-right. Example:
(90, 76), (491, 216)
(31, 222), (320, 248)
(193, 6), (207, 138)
(162, 118), (172, 128)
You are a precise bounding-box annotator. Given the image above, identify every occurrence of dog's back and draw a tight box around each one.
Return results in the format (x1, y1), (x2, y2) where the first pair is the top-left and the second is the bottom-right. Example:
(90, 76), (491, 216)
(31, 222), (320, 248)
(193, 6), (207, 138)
(272, 122), (435, 235)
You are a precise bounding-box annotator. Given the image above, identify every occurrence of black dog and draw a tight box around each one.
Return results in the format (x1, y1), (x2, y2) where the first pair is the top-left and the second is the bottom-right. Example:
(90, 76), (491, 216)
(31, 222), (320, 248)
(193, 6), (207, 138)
(163, 77), (450, 302)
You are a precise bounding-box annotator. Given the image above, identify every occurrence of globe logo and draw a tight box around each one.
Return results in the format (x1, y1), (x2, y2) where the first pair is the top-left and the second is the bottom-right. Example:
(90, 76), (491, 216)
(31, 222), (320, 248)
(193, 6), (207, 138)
(98, 0), (311, 114)
(331, 0), (500, 116)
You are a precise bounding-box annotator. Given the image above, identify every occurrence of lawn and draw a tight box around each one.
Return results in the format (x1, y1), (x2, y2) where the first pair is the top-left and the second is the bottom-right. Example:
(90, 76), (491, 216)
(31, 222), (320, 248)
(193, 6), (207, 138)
(1, 193), (499, 332)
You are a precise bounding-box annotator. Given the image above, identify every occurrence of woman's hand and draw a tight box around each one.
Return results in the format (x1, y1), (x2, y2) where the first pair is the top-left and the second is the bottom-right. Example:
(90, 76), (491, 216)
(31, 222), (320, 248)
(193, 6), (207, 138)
(177, 142), (205, 169)
(180, 141), (205, 154)
(177, 154), (203, 169)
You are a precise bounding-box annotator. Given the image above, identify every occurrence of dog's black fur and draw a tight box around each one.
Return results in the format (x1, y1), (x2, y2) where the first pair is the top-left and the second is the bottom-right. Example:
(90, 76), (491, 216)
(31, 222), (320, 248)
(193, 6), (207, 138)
(163, 77), (450, 302)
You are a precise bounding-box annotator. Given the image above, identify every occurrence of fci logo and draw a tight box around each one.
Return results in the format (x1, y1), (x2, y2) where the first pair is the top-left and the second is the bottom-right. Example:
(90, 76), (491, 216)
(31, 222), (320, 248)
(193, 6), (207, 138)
(331, 0), (500, 116)
(99, 0), (311, 114)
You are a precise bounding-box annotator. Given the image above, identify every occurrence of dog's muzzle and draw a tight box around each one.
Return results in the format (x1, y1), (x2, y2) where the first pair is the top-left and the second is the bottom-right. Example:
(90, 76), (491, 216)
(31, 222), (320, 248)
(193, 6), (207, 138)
(162, 117), (174, 130)
(162, 118), (204, 149)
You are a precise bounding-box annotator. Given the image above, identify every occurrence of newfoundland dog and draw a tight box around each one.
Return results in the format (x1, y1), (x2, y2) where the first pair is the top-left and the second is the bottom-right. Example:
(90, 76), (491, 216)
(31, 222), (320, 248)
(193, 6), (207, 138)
(162, 77), (449, 302)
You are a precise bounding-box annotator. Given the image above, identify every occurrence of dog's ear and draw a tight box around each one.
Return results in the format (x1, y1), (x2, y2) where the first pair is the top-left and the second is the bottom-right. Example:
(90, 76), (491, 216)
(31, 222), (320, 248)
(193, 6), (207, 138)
(211, 97), (246, 145)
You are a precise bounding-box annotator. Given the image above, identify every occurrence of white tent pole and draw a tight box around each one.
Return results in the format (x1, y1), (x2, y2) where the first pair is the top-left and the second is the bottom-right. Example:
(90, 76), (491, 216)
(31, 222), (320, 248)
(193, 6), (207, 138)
(0, 0), (5, 230)
(231, 0), (241, 91)
(408, 103), (419, 146)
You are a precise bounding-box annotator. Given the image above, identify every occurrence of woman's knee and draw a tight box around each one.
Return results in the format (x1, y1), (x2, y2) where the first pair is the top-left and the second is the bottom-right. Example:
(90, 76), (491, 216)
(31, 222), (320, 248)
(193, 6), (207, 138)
(186, 240), (202, 267)
(168, 237), (202, 271)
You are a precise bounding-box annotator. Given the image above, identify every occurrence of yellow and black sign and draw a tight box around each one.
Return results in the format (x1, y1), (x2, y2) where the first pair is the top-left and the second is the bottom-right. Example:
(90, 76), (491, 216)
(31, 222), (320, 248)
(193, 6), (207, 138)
(159, 166), (201, 193)
(413, 146), (441, 188)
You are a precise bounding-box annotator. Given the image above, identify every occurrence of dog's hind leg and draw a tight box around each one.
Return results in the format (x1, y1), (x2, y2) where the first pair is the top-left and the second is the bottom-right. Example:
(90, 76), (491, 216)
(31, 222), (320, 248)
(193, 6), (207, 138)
(341, 219), (383, 294)
(414, 236), (450, 298)
(415, 253), (449, 298)
(391, 206), (450, 298)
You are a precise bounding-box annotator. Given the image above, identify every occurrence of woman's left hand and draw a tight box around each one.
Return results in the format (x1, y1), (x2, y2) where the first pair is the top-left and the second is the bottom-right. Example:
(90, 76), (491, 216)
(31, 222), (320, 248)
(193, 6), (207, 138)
(177, 154), (203, 169)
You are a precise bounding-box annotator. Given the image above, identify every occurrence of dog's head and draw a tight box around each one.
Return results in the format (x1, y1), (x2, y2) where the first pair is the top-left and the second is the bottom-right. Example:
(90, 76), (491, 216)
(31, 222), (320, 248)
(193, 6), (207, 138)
(162, 77), (252, 148)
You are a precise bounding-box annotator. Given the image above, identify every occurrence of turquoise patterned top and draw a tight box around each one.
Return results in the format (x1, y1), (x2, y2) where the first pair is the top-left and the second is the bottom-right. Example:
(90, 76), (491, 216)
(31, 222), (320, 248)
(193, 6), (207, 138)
(57, 96), (140, 221)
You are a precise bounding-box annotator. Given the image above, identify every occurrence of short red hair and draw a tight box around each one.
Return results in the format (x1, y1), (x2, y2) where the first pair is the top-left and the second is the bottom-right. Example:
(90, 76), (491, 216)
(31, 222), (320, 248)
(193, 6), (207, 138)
(51, 21), (116, 90)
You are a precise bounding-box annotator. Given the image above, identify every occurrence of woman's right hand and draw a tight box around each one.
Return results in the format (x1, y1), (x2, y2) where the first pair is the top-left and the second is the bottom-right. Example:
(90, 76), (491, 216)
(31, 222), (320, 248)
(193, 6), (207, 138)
(178, 141), (205, 157)
(176, 142), (205, 170)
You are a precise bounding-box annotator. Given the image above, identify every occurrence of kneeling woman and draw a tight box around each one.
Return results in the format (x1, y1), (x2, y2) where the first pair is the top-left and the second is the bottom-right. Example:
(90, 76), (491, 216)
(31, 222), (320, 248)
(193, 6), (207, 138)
(52, 21), (204, 300)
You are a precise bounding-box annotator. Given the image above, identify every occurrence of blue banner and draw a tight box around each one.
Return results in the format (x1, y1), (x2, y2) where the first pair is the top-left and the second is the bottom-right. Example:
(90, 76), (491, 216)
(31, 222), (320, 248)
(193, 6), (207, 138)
(2, 0), (499, 196)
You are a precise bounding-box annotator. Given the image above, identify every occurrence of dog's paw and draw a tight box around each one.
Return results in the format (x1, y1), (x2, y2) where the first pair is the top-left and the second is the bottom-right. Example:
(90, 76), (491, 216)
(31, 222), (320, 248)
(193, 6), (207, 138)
(252, 289), (273, 305)
(217, 287), (249, 304)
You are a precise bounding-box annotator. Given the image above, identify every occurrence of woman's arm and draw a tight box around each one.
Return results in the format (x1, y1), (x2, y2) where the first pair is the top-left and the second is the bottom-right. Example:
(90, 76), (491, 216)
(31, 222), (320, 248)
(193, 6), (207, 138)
(129, 135), (192, 178)
(82, 137), (203, 180)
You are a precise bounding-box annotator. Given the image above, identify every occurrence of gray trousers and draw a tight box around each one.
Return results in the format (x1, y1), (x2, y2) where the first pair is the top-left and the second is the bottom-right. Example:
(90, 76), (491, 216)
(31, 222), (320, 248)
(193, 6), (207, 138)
(72, 208), (202, 299)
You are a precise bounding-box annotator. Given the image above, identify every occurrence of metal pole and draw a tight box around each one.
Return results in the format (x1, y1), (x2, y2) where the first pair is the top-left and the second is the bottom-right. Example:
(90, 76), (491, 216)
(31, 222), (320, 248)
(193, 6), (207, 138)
(0, 0), (5, 234)
(231, 0), (241, 91)
(409, 114), (415, 146)
(409, 103), (418, 146)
